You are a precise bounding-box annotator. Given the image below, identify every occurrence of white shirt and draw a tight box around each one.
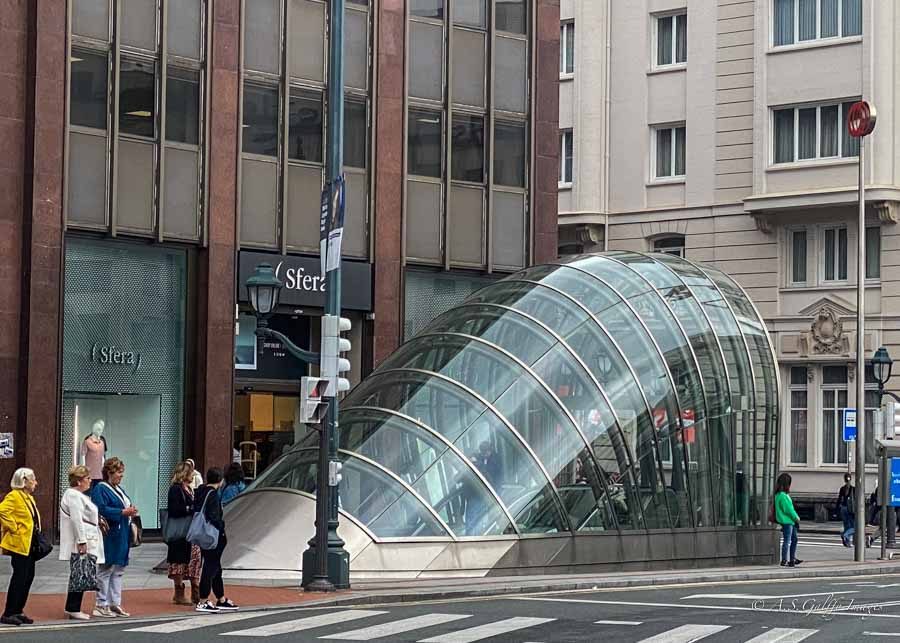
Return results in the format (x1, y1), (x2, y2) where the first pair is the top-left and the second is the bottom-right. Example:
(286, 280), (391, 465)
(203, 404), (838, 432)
(191, 470), (204, 490)
(59, 488), (105, 564)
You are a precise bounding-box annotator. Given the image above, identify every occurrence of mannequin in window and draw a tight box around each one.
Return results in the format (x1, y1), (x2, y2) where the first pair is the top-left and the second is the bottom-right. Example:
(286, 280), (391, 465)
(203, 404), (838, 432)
(81, 420), (108, 488)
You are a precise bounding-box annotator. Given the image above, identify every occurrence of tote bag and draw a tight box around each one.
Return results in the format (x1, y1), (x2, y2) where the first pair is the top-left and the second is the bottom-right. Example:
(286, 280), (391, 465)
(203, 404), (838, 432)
(160, 508), (192, 544)
(186, 492), (219, 550)
(68, 553), (99, 593)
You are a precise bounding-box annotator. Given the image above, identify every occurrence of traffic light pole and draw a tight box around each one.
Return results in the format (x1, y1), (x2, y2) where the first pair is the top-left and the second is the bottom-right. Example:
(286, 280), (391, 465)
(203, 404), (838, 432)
(303, 0), (350, 592)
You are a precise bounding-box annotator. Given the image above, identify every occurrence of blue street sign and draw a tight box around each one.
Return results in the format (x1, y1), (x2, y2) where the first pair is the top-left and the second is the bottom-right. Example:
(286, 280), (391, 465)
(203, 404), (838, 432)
(891, 458), (900, 507)
(843, 408), (857, 442)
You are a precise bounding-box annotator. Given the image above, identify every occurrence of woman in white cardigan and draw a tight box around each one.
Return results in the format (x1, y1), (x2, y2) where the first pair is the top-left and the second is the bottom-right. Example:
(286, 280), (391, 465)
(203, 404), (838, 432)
(60, 465), (105, 620)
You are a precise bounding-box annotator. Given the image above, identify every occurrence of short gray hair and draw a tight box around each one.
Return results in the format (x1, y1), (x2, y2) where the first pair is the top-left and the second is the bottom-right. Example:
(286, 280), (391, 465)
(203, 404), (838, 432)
(10, 468), (35, 490)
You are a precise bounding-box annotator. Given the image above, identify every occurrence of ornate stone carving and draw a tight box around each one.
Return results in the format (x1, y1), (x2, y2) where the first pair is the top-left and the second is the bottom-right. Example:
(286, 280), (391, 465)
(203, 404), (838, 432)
(875, 201), (899, 225)
(811, 307), (844, 355)
(752, 214), (773, 234)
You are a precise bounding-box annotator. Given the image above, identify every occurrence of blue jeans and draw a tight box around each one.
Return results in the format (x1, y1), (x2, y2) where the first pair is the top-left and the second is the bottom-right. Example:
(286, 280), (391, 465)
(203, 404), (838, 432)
(780, 523), (798, 563)
(841, 506), (854, 540)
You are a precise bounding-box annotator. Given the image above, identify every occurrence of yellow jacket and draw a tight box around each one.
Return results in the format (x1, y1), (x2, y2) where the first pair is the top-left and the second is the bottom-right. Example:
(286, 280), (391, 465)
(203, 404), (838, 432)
(0, 490), (39, 557)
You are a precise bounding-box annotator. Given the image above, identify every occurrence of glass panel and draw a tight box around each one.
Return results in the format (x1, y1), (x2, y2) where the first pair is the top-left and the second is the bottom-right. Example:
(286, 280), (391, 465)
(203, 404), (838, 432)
(838, 227), (848, 280)
(409, 21), (443, 100)
(774, 0), (794, 46)
(67, 132), (107, 226)
(411, 0), (443, 19)
(165, 69), (200, 144)
(336, 456), (403, 525)
(798, 0), (816, 41)
(404, 272), (498, 340)
(247, 448), (317, 492)
(345, 7), (368, 89)
(674, 126), (686, 176)
(774, 108), (794, 163)
(121, 0), (157, 50)
(240, 158), (278, 245)
(451, 115), (484, 182)
(367, 490), (451, 537)
(561, 131), (573, 183)
(450, 185), (484, 265)
(821, 0), (839, 38)
(288, 89), (323, 162)
(657, 15), (673, 66)
(452, 28), (486, 107)
(790, 390), (807, 464)
(792, 230), (807, 283)
(865, 389), (879, 464)
(842, 102), (860, 157)
(245, 0), (280, 73)
(406, 180), (442, 261)
(467, 281), (589, 338)
(495, 36), (527, 113)
(820, 105), (838, 157)
(453, 0), (486, 28)
(866, 226), (881, 279)
(494, 122), (526, 188)
(242, 83), (279, 156)
(119, 59), (156, 138)
(163, 146), (199, 238)
(797, 107), (816, 159)
(343, 170), (368, 257)
(790, 367), (808, 385)
(496, 0), (526, 33)
(72, 0), (109, 40)
(286, 164), (323, 249)
(492, 191), (525, 268)
(289, 0), (325, 81)
(116, 139), (154, 231)
(564, 24), (574, 74)
(168, 0), (202, 59)
(842, 0), (862, 37)
(344, 100), (368, 168)
(565, 255), (652, 299)
(656, 128), (672, 177)
(823, 365), (848, 384)
(675, 13), (687, 63)
(70, 50), (108, 129)
(408, 109), (443, 177)
(825, 228), (836, 280)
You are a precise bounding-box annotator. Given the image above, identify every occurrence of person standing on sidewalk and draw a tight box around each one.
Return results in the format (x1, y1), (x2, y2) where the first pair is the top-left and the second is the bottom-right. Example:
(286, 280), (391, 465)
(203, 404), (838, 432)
(194, 468), (239, 613)
(186, 459), (204, 491)
(166, 462), (200, 606)
(836, 472), (855, 547)
(0, 468), (41, 626)
(774, 473), (803, 567)
(220, 463), (246, 506)
(60, 466), (105, 620)
(91, 458), (138, 618)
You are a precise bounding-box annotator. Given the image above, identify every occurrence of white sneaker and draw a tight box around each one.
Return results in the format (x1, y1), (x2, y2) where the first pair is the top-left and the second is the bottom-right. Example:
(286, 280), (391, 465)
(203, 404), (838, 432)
(92, 607), (115, 618)
(110, 606), (130, 617)
(195, 600), (219, 614)
(65, 611), (90, 620)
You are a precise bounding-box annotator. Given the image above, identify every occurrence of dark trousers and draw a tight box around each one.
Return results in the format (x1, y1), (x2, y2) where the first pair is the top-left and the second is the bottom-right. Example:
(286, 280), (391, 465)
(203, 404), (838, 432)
(4, 552), (36, 617)
(199, 535), (227, 601)
(65, 592), (83, 613)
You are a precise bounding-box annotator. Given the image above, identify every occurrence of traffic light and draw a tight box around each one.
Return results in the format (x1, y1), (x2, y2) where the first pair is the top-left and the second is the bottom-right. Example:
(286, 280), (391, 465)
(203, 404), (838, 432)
(321, 315), (352, 397)
(328, 460), (343, 487)
(299, 376), (329, 424)
(884, 401), (900, 439)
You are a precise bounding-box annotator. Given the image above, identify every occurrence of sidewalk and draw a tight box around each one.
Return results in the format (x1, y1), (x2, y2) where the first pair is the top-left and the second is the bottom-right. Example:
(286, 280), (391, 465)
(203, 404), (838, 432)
(5, 543), (900, 625)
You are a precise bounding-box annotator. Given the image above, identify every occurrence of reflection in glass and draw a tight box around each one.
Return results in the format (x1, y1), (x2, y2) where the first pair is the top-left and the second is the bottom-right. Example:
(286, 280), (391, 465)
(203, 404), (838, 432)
(496, 0), (526, 33)
(288, 89), (323, 162)
(119, 59), (156, 138)
(242, 83), (278, 156)
(494, 122), (527, 188)
(411, 0), (443, 19)
(166, 69), (200, 145)
(451, 115), (485, 183)
(344, 100), (368, 168)
(70, 50), (109, 129)
(408, 109), (443, 178)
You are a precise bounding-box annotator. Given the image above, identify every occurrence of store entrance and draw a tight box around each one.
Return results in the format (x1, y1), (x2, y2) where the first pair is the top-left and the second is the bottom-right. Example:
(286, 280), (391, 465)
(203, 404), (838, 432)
(234, 392), (309, 480)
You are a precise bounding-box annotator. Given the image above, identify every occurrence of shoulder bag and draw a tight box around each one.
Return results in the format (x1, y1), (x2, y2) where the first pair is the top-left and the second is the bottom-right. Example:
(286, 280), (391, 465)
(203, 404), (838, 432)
(161, 489), (193, 544)
(27, 496), (52, 561)
(129, 515), (143, 548)
(186, 492), (219, 550)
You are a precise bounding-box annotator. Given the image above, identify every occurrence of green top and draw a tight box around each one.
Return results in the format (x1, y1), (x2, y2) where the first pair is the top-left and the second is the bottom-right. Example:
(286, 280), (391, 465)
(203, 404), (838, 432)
(774, 491), (800, 526)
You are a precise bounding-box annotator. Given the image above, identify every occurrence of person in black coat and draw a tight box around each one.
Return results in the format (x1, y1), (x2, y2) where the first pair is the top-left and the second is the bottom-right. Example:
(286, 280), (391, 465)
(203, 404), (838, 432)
(166, 462), (197, 606)
(193, 468), (239, 612)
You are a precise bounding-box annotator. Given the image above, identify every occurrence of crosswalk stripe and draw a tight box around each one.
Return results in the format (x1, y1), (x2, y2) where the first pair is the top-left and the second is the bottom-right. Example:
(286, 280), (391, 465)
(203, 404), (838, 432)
(124, 610), (292, 633)
(417, 617), (556, 643)
(745, 628), (818, 643)
(636, 624), (729, 643)
(225, 610), (388, 637)
(321, 614), (471, 640)
(595, 620), (643, 625)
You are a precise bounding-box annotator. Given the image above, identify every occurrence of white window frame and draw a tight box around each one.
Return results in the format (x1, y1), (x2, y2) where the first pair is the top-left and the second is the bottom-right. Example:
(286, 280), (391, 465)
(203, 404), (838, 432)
(786, 226), (809, 286)
(558, 129), (573, 187)
(770, 100), (858, 166)
(788, 366), (809, 465)
(652, 236), (685, 258)
(653, 11), (687, 69)
(820, 224), (849, 284)
(771, 0), (863, 49)
(820, 365), (849, 466)
(560, 21), (574, 78)
(651, 124), (686, 181)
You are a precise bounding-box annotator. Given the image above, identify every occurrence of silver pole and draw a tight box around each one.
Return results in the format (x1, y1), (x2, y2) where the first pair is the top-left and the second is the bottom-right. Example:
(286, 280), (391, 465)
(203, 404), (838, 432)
(855, 135), (866, 562)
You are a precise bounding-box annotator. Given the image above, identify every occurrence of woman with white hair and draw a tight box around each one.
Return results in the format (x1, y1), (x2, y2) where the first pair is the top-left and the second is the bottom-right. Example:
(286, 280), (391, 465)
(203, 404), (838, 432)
(0, 468), (41, 626)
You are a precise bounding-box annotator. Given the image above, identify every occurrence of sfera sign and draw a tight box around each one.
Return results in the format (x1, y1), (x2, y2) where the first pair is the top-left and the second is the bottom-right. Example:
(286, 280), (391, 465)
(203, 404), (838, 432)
(238, 251), (372, 311)
(90, 343), (143, 373)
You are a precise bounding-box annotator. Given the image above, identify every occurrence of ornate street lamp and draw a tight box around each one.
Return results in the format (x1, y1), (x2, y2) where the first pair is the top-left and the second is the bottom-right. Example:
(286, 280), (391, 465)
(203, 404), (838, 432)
(245, 263), (282, 319)
(873, 347), (894, 390)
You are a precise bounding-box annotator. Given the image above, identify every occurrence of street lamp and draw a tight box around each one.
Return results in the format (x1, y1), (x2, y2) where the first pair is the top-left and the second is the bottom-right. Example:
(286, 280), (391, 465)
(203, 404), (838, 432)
(873, 347), (893, 390)
(245, 263), (282, 319)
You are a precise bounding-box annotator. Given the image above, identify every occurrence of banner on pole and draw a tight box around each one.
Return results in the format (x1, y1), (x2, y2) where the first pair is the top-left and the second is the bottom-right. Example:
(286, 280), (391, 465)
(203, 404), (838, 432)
(319, 182), (330, 278)
(326, 176), (345, 274)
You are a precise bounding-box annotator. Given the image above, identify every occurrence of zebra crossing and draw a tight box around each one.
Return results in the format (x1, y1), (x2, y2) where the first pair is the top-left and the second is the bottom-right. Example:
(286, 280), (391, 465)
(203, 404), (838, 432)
(119, 607), (827, 641)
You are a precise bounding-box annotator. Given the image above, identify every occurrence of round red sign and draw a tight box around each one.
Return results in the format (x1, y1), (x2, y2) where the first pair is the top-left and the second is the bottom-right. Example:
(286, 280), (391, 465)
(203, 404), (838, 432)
(848, 101), (877, 138)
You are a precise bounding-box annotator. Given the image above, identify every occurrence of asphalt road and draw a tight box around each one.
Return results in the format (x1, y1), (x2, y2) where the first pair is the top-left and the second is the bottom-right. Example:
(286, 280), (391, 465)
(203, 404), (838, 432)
(7, 572), (900, 643)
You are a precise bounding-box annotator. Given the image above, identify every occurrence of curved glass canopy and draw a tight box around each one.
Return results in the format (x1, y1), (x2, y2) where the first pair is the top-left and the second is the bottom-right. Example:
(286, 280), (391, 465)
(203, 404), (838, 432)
(247, 253), (779, 539)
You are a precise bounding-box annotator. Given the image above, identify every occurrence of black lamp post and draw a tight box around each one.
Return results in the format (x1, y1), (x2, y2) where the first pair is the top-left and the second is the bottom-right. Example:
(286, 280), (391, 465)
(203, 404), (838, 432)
(873, 346), (899, 404)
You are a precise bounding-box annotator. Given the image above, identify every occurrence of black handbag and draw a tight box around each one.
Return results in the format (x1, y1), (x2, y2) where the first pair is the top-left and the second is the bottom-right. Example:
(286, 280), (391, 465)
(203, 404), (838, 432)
(160, 509), (191, 544)
(68, 553), (98, 592)
(32, 530), (53, 561)
(129, 515), (143, 548)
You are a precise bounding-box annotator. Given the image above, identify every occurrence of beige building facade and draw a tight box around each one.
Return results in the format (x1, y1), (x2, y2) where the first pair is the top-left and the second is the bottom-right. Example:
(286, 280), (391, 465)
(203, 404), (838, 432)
(558, 0), (900, 505)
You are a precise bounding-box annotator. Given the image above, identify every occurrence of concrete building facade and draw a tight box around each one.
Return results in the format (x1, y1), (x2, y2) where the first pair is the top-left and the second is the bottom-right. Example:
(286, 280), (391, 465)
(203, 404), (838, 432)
(558, 0), (900, 507)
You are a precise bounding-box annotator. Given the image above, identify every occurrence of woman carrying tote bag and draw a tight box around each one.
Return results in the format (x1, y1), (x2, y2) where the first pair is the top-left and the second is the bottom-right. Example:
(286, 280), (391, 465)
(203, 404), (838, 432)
(165, 462), (199, 605)
(60, 466), (105, 620)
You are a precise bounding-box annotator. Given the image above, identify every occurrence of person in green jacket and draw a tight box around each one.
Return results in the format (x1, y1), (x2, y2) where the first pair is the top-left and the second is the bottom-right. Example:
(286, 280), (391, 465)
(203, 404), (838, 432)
(774, 473), (803, 567)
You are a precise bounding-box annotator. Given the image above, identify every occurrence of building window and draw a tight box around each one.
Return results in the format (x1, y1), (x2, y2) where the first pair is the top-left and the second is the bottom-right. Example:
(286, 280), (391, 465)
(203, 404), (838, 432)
(559, 130), (573, 185)
(656, 11), (687, 67)
(866, 226), (881, 280)
(789, 228), (808, 284)
(821, 365), (849, 465)
(653, 236), (685, 258)
(773, 101), (860, 164)
(653, 125), (686, 179)
(789, 366), (808, 464)
(823, 226), (848, 282)
(773, 0), (862, 47)
(560, 22), (574, 75)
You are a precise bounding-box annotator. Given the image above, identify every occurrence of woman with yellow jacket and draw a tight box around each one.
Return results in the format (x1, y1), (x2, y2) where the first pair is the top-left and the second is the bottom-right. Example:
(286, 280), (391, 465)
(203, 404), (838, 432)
(0, 468), (41, 626)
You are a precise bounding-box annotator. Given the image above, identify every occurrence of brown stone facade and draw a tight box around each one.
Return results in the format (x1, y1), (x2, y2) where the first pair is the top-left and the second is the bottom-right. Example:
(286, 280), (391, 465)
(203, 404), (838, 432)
(533, 0), (561, 264)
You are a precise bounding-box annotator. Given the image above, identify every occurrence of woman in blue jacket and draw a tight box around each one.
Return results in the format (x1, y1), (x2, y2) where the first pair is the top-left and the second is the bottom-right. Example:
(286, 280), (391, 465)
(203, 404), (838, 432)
(90, 458), (139, 618)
